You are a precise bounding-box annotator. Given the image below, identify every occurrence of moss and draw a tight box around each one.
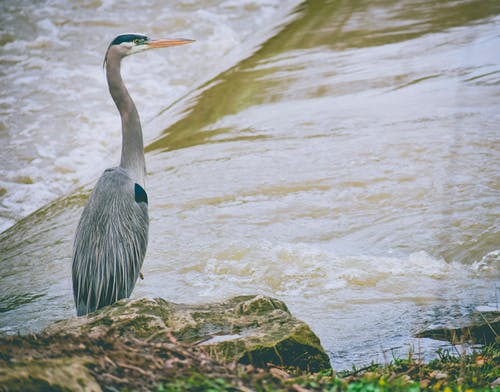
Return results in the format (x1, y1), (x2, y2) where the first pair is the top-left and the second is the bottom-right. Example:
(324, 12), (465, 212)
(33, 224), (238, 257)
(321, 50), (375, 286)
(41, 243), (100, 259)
(112, 314), (159, 338)
(239, 337), (330, 372)
(205, 339), (248, 363)
(88, 315), (113, 328)
(234, 295), (289, 316)
(138, 298), (173, 319)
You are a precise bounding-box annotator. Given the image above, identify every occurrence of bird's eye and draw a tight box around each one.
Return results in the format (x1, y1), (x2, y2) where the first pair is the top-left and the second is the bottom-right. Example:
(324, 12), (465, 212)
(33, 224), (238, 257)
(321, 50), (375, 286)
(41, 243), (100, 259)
(133, 39), (140, 45)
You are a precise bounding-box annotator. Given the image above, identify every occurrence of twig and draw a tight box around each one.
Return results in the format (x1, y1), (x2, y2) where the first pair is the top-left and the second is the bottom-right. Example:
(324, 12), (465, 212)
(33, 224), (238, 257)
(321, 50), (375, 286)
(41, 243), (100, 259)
(116, 361), (150, 376)
(143, 328), (171, 343)
(478, 312), (498, 337)
(100, 372), (129, 384)
(104, 355), (117, 368)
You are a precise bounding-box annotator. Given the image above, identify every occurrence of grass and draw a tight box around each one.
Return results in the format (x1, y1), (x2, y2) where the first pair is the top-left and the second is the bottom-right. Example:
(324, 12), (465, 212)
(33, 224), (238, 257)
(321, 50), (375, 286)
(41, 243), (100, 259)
(156, 344), (500, 391)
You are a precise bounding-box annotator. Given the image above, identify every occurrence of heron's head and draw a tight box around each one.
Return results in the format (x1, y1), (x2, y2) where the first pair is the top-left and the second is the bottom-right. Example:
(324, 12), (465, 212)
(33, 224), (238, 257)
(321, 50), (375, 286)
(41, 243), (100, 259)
(104, 33), (194, 65)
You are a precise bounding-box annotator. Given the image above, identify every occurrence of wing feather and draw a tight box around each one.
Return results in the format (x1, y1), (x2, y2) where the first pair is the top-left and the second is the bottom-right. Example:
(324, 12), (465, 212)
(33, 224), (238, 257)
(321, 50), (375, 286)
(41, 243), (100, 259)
(72, 167), (148, 316)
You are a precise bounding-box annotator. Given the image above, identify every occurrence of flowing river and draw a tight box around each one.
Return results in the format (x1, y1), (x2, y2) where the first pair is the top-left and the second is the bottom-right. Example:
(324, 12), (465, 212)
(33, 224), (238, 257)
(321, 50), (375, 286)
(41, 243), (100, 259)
(1, 0), (499, 369)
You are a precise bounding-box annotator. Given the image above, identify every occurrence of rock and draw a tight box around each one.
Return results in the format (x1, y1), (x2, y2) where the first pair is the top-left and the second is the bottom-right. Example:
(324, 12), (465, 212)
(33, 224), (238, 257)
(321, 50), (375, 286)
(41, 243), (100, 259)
(0, 295), (330, 390)
(46, 294), (331, 372)
(416, 312), (499, 345)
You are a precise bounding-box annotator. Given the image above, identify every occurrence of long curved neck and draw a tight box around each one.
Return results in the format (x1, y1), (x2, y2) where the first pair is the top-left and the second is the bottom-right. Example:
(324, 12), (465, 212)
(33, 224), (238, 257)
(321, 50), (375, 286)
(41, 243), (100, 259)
(105, 52), (146, 187)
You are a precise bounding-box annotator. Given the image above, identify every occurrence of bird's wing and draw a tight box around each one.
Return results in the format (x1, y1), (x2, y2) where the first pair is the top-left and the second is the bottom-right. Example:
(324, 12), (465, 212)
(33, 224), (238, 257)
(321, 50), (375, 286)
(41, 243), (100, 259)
(72, 167), (148, 315)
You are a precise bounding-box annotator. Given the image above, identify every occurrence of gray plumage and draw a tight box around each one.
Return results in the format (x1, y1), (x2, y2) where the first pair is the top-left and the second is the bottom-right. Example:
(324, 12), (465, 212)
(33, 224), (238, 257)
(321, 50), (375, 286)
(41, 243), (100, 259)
(72, 167), (148, 316)
(72, 33), (193, 316)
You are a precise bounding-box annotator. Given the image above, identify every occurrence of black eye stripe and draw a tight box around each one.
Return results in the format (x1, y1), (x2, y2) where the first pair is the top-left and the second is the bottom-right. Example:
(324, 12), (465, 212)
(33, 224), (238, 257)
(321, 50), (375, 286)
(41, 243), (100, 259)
(111, 34), (148, 46)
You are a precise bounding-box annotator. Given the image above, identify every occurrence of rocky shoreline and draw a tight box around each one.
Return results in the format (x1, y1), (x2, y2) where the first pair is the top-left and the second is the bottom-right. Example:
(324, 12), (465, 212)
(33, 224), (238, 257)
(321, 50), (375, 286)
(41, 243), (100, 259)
(0, 295), (498, 391)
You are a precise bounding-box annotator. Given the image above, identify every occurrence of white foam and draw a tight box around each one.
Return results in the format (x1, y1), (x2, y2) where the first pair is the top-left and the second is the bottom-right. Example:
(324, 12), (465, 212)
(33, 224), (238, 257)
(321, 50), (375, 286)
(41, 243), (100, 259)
(156, 239), (485, 306)
(472, 249), (500, 272)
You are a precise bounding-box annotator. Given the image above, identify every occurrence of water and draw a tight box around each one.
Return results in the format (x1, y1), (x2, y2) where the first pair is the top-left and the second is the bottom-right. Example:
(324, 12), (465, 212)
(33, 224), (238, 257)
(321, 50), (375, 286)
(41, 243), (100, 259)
(0, 0), (297, 231)
(1, 0), (499, 370)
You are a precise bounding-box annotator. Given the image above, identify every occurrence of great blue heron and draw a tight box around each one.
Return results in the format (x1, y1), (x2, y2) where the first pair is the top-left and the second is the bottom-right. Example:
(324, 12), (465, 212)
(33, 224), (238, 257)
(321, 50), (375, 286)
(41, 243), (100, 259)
(72, 33), (193, 316)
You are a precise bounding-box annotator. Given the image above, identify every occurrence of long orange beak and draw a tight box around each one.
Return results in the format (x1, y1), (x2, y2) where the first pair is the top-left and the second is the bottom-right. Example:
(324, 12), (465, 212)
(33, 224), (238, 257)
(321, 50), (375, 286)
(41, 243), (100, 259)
(147, 38), (195, 48)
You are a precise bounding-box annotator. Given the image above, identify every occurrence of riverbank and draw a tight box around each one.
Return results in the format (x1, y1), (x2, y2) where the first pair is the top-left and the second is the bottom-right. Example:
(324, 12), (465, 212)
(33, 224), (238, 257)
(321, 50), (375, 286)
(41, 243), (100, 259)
(1, 332), (498, 391)
(0, 296), (498, 391)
